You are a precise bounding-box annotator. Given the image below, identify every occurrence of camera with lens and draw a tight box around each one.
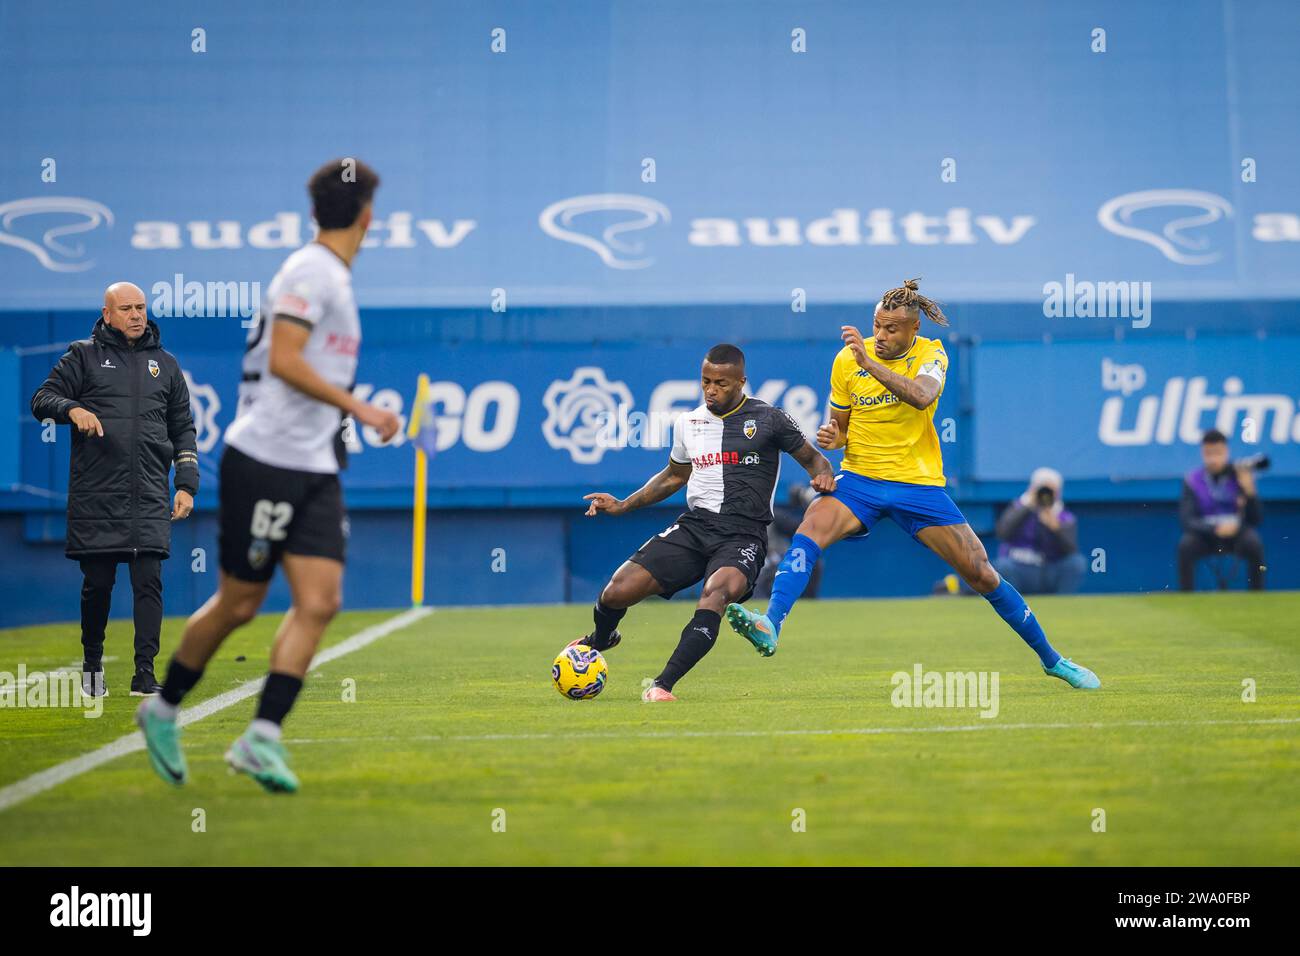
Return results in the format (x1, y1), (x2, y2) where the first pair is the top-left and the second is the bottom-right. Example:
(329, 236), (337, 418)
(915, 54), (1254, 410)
(1034, 486), (1057, 508)
(1234, 454), (1270, 472)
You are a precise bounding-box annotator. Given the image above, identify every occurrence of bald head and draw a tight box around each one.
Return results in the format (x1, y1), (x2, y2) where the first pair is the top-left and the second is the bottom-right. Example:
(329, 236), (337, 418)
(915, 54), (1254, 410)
(102, 282), (147, 340)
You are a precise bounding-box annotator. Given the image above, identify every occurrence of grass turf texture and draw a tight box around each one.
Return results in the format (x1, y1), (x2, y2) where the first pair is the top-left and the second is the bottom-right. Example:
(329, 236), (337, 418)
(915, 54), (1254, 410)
(0, 593), (1297, 866)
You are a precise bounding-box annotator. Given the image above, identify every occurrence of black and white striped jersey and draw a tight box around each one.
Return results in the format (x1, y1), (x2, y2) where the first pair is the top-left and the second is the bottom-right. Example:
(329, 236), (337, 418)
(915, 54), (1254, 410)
(669, 396), (808, 531)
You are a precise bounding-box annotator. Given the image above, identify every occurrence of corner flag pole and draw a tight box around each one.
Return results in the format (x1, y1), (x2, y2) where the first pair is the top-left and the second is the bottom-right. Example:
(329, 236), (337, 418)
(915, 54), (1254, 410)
(408, 373), (430, 607)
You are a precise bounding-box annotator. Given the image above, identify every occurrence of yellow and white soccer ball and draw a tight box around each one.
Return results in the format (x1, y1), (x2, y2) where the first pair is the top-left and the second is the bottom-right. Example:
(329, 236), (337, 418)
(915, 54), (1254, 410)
(552, 644), (608, 700)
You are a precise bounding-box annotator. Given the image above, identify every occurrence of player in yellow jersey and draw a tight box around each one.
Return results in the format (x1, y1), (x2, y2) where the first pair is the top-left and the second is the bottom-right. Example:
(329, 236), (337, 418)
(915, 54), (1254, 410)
(725, 279), (1100, 689)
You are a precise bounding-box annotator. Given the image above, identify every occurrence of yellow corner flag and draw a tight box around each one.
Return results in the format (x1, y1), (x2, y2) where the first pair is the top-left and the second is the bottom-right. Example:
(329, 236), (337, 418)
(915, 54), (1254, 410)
(408, 374), (433, 606)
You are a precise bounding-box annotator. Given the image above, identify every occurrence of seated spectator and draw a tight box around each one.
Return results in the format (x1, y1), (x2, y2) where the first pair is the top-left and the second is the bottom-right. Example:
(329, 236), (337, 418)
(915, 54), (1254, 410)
(1178, 429), (1265, 590)
(992, 467), (1085, 595)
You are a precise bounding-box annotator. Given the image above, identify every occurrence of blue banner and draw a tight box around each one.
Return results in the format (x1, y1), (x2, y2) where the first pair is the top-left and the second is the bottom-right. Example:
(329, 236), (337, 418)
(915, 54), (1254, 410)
(149, 341), (933, 493)
(2, 0), (1299, 310)
(973, 337), (1300, 481)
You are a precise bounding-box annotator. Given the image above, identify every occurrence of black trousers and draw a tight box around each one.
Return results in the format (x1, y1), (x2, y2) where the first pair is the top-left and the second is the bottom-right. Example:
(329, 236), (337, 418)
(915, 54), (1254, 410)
(79, 552), (164, 671)
(1177, 529), (1265, 591)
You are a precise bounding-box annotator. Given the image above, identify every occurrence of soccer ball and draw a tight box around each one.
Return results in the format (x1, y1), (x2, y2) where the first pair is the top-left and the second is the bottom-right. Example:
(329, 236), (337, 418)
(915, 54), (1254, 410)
(552, 644), (608, 700)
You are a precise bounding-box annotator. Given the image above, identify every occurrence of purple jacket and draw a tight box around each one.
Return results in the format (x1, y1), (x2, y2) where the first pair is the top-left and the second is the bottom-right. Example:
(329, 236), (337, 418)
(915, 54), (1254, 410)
(1185, 466), (1240, 518)
(996, 502), (1078, 564)
(1180, 466), (1260, 534)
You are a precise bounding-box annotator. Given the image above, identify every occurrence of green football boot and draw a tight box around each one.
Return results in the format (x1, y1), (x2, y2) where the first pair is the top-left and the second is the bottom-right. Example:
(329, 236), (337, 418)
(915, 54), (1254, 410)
(225, 728), (300, 794)
(135, 699), (188, 786)
(725, 603), (779, 657)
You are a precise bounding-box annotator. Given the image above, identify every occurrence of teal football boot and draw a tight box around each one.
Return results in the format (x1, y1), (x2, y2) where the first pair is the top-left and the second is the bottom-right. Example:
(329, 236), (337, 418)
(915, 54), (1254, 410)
(725, 603), (779, 657)
(135, 699), (188, 786)
(1043, 657), (1101, 689)
(225, 728), (300, 794)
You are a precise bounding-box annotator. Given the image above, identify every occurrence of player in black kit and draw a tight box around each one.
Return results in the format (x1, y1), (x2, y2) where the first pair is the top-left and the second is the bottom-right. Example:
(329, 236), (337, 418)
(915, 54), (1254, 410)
(581, 344), (835, 700)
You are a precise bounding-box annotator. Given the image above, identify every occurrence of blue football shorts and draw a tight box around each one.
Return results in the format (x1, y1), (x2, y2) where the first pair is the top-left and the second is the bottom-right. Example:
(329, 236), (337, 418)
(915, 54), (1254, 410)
(824, 471), (967, 539)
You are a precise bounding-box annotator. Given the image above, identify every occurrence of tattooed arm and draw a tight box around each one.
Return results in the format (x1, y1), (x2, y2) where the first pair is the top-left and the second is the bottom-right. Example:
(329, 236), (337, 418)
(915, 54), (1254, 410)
(791, 440), (837, 493)
(583, 458), (692, 516)
(840, 325), (942, 409)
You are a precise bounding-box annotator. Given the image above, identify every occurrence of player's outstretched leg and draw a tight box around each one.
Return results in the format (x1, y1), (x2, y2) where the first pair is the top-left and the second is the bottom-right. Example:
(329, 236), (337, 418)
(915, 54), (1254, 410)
(646, 607), (719, 698)
(727, 496), (861, 656)
(137, 573), (268, 786)
(645, 567), (747, 699)
(224, 555), (340, 794)
(917, 523), (1100, 689)
(575, 561), (663, 652)
(728, 534), (811, 654)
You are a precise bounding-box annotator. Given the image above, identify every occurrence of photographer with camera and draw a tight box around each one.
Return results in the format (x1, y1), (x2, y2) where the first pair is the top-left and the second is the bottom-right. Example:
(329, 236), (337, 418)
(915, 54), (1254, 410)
(1178, 429), (1266, 591)
(989, 467), (1085, 595)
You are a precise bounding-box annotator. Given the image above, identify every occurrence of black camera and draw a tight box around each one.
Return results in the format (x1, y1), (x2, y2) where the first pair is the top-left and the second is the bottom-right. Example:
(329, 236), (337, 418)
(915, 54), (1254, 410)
(1235, 454), (1271, 472)
(1035, 486), (1056, 507)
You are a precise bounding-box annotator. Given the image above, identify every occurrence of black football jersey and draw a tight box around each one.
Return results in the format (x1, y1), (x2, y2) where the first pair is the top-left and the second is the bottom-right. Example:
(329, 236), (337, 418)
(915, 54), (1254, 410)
(669, 397), (808, 531)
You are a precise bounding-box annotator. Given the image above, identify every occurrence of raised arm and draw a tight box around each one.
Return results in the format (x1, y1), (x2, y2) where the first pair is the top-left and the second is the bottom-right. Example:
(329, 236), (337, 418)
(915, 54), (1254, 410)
(840, 325), (942, 409)
(583, 458), (691, 517)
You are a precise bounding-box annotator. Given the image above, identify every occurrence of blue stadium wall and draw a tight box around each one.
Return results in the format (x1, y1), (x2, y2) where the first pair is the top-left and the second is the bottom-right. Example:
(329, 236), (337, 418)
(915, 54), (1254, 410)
(2, 303), (1298, 628)
(4, 0), (1300, 625)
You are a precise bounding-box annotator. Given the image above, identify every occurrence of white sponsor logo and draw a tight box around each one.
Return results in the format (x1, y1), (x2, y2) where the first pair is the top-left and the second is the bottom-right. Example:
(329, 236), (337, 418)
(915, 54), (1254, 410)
(1097, 189), (1232, 265)
(394, 380), (518, 453)
(542, 367), (635, 463)
(538, 194), (671, 269)
(0, 197), (114, 272)
(184, 371), (223, 453)
(1099, 358), (1300, 446)
(688, 207), (1036, 247)
(554, 373), (820, 461)
(343, 380), (517, 454)
(130, 210), (475, 250)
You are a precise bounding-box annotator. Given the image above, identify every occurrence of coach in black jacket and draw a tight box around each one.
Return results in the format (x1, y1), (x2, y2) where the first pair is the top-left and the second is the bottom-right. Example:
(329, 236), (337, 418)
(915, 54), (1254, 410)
(31, 283), (199, 697)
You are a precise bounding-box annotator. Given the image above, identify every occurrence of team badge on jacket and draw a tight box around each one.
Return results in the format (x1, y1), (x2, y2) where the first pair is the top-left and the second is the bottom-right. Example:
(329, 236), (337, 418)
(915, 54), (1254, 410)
(148, 359), (160, 378)
(743, 419), (756, 439)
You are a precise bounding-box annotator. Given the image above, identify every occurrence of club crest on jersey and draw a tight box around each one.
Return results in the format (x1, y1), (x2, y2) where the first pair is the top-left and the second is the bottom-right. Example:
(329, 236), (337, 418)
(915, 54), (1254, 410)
(148, 359), (160, 378)
(743, 419), (756, 439)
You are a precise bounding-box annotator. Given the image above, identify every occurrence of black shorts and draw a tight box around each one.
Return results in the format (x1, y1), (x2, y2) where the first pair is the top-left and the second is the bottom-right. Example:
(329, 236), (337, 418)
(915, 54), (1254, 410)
(630, 511), (767, 602)
(218, 446), (347, 583)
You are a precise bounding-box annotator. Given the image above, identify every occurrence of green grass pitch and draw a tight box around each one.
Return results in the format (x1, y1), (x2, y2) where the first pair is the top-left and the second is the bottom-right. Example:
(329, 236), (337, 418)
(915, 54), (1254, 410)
(1, 592), (1297, 866)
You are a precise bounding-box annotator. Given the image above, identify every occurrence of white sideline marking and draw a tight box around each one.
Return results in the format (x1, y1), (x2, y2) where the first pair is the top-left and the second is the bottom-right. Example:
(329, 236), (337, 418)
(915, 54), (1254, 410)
(0, 606), (433, 814)
(283, 715), (1300, 745)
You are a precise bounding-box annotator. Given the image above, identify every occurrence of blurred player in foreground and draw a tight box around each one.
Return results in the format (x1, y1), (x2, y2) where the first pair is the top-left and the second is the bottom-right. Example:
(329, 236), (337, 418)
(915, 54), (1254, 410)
(726, 279), (1100, 689)
(136, 159), (401, 793)
(580, 344), (835, 700)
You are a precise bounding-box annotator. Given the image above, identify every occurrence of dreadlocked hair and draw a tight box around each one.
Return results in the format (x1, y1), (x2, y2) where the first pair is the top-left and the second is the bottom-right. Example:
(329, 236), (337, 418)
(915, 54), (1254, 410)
(880, 278), (949, 327)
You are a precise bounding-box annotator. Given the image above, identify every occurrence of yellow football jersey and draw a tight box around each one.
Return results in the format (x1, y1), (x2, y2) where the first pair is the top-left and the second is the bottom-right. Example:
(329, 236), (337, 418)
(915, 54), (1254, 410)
(828, 335), (949, 486)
